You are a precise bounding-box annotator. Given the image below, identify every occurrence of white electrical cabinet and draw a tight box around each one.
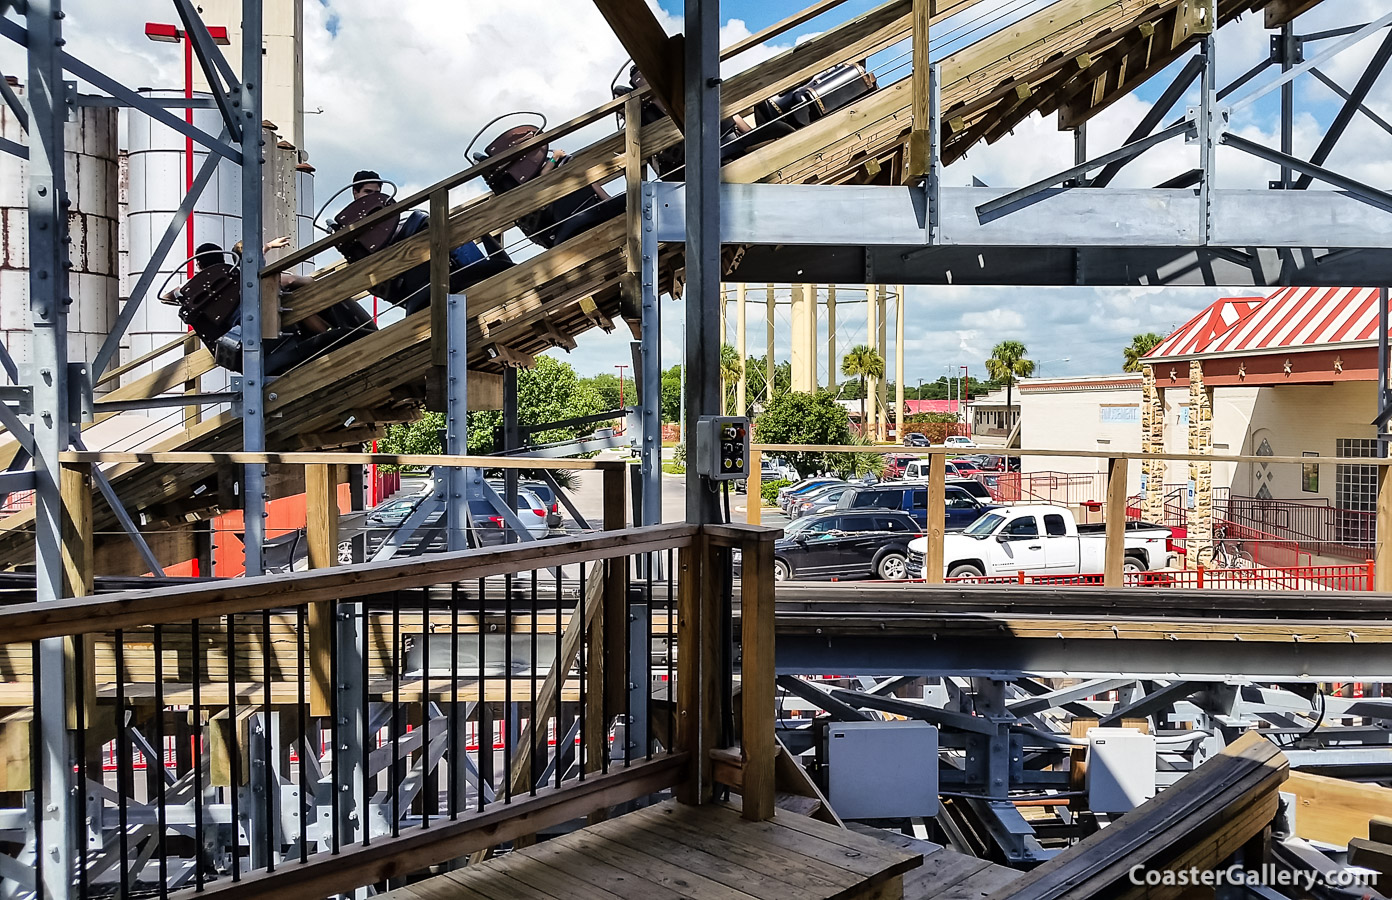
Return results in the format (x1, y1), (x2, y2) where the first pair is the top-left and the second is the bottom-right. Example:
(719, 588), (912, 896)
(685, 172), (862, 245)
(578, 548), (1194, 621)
(1086, 728), (1156, 814)
(824, 721), (939, 819)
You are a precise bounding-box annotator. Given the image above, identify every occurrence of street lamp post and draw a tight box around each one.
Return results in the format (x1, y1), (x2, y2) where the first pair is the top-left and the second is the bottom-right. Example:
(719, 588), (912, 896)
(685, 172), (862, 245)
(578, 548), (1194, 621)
(616, 364), (628, 434)
(144, 22), (231, 277)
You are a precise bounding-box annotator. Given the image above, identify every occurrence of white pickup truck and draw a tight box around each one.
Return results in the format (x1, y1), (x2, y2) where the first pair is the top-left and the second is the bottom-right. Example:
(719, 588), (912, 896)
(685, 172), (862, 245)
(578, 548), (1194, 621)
(906, 504), (1173, 579)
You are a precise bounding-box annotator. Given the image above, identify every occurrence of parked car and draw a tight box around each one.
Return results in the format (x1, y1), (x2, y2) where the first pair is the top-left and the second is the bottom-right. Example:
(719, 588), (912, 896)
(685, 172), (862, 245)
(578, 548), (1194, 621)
(366, 495), (423, 527)
(906, 504), (1173, 579)
(778, 478), (844, 513)
(790, 483), (856, 518)
(974, 454), (1020, 473)
(482, 483), (551, 539)
(949, 459), (984, 478)
(903, 432), (931, 447)
(762, 456), (799, 482)
(901, 459), (982, 481)
(512, 480), (564, 529)
(884, 454), (920, 479)
(836, 482), (1001, 531)
(942, 435), (978, 450)
(751, 510), (925, 581)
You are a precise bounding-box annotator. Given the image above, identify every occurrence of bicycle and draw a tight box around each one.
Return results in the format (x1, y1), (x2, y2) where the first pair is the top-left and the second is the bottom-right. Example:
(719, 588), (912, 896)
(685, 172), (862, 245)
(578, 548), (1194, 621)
(1211, 526), (1254, 569)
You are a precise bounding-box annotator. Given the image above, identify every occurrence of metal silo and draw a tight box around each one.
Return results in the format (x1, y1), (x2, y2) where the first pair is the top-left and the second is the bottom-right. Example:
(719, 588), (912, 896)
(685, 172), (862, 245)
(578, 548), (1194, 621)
(0, 79), (120, 391)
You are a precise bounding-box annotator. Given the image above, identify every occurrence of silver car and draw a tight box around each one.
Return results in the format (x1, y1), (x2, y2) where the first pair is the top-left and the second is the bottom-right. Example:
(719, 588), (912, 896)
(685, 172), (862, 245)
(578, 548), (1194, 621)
(483, 482), (551, 539)
(790, 483), (853, 519)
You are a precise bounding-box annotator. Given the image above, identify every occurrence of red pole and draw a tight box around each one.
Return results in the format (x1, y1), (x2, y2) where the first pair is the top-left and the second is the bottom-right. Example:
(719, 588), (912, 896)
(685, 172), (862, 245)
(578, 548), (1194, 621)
(1368, 558), (1376, 591)
(1197, 565), (1205, 589)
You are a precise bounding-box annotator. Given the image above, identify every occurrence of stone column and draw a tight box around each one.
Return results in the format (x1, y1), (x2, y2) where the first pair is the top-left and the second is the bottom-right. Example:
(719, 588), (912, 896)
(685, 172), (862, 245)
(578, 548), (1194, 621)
(1141, 365), (1166, 524)
(877, 285), (889, 442)
(1187, 360), (1214, 568)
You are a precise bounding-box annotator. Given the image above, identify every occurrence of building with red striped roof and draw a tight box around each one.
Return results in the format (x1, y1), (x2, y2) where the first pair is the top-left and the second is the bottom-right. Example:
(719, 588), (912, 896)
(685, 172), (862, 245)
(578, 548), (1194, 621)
(1147, 287), (1388, 387)
(1136, 287), (1383, 559)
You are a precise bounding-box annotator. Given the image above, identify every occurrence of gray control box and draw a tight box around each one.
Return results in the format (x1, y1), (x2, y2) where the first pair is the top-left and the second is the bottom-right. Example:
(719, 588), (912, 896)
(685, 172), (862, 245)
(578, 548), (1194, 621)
(693, 416), (751, 481)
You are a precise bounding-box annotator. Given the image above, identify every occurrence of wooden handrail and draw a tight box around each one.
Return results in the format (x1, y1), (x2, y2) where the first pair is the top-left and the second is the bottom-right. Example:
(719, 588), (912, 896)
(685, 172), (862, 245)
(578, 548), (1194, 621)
(58, 451), (625, 469)
(0, 523), (698, 643)
(752, 443), (1392, 467)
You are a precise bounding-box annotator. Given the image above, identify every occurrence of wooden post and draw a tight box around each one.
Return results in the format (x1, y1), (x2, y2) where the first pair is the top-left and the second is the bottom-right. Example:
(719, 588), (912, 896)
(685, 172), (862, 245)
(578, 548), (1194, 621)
(675, 539), (708, 803)
(306, 463), (339, 716)
(925, 451), (946, 583)
(260, 271), (281, 341)
(1105, 456), (1129, 587)
(907, 0), (932, 180)
(429, 189), (450, 368)
(624, 93), (643, 280)
(748, 449), (762, 525)
(590, 0), (686, 128)
(1378, 466), (1392, 592)
(61, 461), (95, 730)
(740, 532), (777, 821)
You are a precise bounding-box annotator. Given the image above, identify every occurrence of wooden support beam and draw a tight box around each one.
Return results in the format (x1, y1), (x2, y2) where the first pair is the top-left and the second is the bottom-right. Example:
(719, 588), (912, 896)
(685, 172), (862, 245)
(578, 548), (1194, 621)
(1286, 771), (1392, 845)
(747, 449), (763, 525)
(61, 461), (95, 731)
(305, 463), (338, 716)
(925, 452), (946, 583)
(1265, 0), (1322, 29)
(739, 530), (778, 821)
(591, 0), (685, 129)
(1104, 456), (1128, 587)
(1349, 839), (1392, 881)
(906, 0), (931, 179)
(429, 190), (450, 369)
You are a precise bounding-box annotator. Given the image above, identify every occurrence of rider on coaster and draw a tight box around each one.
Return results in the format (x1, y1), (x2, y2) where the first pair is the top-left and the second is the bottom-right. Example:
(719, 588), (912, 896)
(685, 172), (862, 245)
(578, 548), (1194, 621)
(331, 170), (513, 313)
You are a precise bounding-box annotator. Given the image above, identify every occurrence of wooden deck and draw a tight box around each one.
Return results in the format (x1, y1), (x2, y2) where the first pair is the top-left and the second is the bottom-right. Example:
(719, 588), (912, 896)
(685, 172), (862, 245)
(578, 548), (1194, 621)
(853, 829), (1022, 900)
(382, 800), (923, 900)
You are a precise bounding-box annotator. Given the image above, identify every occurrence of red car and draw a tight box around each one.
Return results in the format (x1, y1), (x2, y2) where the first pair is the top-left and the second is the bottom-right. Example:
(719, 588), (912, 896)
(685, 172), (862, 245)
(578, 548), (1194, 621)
(884, 454), (919, 479)
(949, 458), (983, 477)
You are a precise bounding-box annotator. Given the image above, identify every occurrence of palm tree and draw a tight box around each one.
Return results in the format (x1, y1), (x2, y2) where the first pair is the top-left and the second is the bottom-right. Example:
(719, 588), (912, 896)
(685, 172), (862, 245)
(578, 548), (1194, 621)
(840, 344), (885, 434)
(1123, 332), (1165, 372)
(719, 343), (744, 414)
(985, 340), (1035, 412)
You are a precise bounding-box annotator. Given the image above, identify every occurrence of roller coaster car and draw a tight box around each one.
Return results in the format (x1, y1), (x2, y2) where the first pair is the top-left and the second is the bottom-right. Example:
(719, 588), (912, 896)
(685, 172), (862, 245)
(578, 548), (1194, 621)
(329, 191), (514, 313)
(752, 62), (876, 138)
(475, 125), (625, 250)
(172, 261), (376, 376)
(611, 82), (754, 180)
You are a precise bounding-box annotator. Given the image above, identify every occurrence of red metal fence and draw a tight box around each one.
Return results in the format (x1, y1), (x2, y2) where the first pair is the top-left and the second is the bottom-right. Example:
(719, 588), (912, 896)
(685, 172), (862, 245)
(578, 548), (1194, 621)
(1221, 495), (1375, 562)
(934, 561), (1373, 591)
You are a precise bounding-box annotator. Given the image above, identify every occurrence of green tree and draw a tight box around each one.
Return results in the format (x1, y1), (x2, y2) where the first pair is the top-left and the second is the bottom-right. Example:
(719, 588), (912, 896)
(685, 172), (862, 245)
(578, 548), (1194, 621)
(378, 411), (445, 466)
(985, 340), (1035, 412)
(581, 372), (624, 410)
(661, 364), (683, 423)
(720, 343), (744, 414)
(1123, 332), (1165, 372)
(752, 390), (852, 475)
(840, 344), (885, 431)
(467, 356), (607, 454)
(743, 356), (791, 408)
(824, 432), (887, 480)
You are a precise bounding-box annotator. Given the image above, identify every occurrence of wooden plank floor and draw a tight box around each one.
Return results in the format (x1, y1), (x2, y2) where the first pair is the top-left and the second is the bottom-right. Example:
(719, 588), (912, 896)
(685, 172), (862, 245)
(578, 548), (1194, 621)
(853, 829), (1022, 900)
(384, 799), (922, 900)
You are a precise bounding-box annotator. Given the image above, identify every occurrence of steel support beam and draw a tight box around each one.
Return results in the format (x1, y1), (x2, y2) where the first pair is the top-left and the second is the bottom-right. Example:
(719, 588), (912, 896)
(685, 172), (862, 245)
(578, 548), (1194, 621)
(683, 0), (720, 526)
(171, 0), (242, 138)
(0, 17), (241, 163)
(92, 129), (226, 381)
(639, 182), (661, 528)
(26, 1), (73, 895)
(1293, 29), (1392, 190)
(776, 635), (1392, 681)
(444, 293), (469, 552)
(1227, 12), (1392, 115)
(238, 1), (266, 576)
(1093, 56), (1206, 188)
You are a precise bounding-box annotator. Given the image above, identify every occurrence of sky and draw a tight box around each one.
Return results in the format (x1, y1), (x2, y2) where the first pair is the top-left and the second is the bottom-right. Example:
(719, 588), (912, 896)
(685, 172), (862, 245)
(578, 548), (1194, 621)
(5, 0), (1389, 383)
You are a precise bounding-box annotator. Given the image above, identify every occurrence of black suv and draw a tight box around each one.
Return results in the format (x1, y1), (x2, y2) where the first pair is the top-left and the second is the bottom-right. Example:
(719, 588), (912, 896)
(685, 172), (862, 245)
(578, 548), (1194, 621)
(766, 510), (923, 581)
(835, 482), (1001, 531)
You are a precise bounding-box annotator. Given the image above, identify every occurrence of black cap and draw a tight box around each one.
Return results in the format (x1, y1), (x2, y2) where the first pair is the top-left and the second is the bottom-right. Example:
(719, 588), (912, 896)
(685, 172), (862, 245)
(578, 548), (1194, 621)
(353, 170), (382, 184)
